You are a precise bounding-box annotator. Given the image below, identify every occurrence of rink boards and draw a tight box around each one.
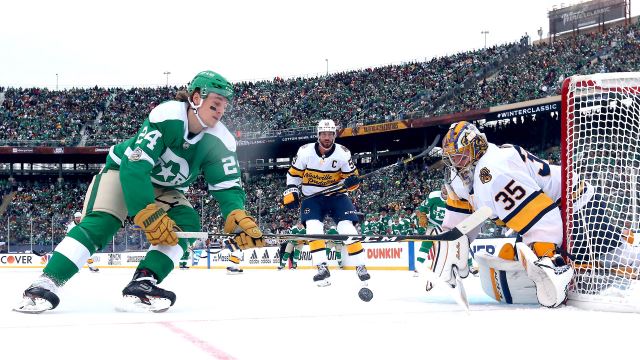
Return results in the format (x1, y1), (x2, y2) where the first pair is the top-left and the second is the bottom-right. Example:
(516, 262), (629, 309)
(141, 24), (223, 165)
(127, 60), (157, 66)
(0, 241), (414, 270)
(0, 238), (515, 270)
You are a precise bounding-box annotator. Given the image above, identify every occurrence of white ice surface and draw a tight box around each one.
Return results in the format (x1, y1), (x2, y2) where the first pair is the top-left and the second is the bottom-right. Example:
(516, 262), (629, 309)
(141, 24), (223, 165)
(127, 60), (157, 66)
(1, 268), (638, 359)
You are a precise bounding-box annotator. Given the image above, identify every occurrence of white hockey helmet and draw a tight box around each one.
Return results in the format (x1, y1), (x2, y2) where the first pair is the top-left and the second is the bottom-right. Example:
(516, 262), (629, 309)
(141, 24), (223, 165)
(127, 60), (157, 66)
(74, 211), (82, 218)
(317, 119), (337, 137)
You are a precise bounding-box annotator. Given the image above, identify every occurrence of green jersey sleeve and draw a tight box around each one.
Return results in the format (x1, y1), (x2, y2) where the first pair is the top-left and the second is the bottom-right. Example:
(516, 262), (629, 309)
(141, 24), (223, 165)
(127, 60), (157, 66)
(203, 137), (245, 218)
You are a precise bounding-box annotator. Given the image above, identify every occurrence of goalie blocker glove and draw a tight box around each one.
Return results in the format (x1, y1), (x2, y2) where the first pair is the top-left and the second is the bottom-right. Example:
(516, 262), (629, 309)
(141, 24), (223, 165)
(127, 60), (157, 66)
(427, 234), (470, 289)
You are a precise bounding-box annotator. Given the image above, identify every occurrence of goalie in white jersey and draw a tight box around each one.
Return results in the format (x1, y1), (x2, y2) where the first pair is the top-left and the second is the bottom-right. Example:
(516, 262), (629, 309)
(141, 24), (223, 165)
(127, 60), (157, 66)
(282, 119), (370, 286)
(431, 121), (574, 308)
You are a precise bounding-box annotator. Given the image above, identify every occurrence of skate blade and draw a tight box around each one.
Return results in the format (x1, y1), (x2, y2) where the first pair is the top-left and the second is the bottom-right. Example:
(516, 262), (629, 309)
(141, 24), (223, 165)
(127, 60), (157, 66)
(115, 296), (172, 313)
(12, 297), (53, 314)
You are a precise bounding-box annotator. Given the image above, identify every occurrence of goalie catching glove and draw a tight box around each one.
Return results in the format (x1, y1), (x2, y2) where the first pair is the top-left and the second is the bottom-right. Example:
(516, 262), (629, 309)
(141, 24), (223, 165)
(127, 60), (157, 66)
(516, 242), (573, 308)
(134, 204), (179, 246)
(282, 186), (300, 209)
(224, 209), (264, 250)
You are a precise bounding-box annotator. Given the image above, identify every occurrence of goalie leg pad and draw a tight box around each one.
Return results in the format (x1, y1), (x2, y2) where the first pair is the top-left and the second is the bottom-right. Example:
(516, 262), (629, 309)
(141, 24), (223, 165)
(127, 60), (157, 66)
(516, 243), (573, 308)
(475, 253), (538, 304)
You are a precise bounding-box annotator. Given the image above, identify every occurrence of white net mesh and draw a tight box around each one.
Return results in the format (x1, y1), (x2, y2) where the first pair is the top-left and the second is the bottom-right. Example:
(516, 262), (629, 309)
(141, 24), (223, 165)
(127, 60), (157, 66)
(563, 72), (640, 312)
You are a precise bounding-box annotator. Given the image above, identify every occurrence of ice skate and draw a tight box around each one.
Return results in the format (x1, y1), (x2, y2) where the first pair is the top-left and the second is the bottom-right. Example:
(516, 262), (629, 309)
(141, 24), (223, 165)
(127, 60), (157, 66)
(313, 263), (331, 287)
(89, 266), (100, 273)
(118, 269), (176, 313)
(13, 276), (60, 314)
(227, 266), (244, 275)
(356, 265), (371, 284)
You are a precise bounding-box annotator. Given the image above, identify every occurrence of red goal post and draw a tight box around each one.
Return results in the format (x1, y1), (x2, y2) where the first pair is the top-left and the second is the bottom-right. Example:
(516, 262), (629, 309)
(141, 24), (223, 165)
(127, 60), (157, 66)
(561, 72), (640, 312)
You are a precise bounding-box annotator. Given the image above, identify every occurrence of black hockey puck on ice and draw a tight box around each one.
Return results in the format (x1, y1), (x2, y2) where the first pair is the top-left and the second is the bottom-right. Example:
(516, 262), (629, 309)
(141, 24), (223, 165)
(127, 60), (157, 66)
(358, 287), (373, 302)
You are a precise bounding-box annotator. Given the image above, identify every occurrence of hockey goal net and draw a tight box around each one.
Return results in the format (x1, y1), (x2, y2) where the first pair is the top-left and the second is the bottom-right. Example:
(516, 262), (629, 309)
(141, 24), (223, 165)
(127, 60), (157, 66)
(561, 72), (640, 312)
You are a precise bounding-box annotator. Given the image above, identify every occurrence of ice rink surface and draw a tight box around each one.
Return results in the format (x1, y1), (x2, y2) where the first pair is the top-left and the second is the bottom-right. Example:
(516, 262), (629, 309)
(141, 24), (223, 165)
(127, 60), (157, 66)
(1, 267), (638, 359)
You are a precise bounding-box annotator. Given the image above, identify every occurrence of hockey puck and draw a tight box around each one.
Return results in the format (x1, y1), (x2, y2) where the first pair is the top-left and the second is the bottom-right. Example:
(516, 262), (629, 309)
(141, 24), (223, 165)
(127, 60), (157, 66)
(358, 287), (373, 302)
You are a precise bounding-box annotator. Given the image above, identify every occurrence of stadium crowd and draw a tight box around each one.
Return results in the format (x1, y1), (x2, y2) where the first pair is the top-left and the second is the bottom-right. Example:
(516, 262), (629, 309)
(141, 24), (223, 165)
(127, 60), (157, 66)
(1, 21), (637, 146)
(0, 21), (637, 250)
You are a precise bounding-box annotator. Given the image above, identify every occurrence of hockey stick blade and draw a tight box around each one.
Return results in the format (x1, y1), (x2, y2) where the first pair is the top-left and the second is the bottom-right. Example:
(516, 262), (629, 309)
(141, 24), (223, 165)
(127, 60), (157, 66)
(175, 206), (492, 243)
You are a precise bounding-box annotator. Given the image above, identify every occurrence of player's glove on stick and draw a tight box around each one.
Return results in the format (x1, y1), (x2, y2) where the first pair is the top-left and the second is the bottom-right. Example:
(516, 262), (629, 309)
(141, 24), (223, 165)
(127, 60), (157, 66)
(343, 175), (361, 191)
(417, 211), (428, 228)
(282, 186), (300, 209)
(224, 209), (264, 250)
(134, 203), (179, 246)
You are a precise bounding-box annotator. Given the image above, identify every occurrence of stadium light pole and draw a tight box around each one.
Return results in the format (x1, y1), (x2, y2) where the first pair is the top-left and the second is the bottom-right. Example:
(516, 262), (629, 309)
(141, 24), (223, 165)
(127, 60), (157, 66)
(325, 59), (328, 76)
(163, 71), (171, 87)
(481, 30), (489, 49)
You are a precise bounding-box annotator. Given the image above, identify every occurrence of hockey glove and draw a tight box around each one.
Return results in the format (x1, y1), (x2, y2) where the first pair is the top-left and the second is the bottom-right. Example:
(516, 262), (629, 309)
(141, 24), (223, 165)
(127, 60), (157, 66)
(282, 186), (300, 209)
(417, 211), (428, 228)
(224, 209), (264, 250)
(134, 203), (179, 246)
(343, 175), (361, 191)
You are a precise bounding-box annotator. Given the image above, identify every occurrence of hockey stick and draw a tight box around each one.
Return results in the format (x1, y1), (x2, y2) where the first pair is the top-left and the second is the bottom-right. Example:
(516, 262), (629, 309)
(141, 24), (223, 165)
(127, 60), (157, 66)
(298, 134), (442, 201)
(176, 206), (492, 243)
(188, 242), (226, 258)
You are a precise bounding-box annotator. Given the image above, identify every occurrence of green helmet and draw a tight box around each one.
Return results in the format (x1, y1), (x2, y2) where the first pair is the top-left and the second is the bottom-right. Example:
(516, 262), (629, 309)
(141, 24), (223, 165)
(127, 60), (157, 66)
(188, 70), (234, 101)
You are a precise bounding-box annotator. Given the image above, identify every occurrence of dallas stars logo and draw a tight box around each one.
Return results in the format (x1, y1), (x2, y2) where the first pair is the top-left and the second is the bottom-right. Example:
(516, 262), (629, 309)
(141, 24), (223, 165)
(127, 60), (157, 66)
(151, 148), (190, 186)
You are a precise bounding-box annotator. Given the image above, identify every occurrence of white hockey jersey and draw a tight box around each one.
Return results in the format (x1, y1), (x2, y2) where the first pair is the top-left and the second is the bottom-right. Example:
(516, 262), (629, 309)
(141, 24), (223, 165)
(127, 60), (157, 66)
(443, 143), (563, 246)
(286, 142), (358, 196)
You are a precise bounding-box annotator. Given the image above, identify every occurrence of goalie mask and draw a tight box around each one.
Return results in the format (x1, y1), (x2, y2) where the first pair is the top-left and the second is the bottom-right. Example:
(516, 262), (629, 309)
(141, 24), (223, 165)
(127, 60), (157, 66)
(442, 121), (488, 185)
(317, 119), (337, 150)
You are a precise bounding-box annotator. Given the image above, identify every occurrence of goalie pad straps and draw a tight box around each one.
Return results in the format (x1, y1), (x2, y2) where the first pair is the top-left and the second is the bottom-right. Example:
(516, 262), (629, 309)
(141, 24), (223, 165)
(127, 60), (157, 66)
(430, 235), (470, 287)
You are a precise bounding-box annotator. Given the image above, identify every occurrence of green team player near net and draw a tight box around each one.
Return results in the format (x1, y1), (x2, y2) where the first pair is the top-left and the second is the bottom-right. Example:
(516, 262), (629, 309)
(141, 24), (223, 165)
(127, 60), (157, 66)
(279, 223), (306, 270)
(415, 186), (447, 270)
(14, 70), (264, 313)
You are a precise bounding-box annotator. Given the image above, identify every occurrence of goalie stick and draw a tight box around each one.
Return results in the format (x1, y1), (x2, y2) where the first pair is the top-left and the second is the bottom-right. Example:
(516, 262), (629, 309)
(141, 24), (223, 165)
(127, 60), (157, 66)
(176, 206), (492, 243)
(298, 133), (442, 201)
